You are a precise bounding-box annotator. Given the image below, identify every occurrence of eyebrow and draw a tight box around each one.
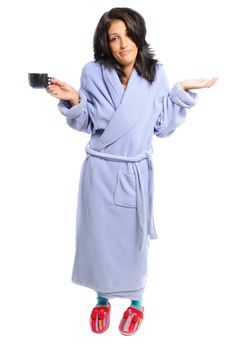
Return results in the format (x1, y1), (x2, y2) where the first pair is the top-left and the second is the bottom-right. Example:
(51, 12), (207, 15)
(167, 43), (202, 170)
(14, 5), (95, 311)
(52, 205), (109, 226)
(108, 32), (119, 37)
(108, 29), (128, 37)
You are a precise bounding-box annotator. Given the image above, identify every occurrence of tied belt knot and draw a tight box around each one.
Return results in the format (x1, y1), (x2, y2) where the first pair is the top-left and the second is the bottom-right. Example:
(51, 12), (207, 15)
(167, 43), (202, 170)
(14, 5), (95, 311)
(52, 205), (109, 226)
(85, 141), (157, 252)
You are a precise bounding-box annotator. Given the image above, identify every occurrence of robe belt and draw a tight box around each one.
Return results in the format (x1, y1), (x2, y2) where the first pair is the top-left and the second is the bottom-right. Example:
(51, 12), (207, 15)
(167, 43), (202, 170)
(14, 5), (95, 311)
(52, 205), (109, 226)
(85, 141), (156, 253)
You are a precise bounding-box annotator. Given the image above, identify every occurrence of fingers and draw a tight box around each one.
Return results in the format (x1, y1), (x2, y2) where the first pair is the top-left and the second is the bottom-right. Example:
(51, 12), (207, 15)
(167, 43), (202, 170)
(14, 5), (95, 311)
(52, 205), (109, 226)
(47, 78), (65, 94)
(205, 77), (218, 88)
(181, 77), (219, 90)
(210, 76), (218, 85)
(194, 77), (218, 88)
(46, 84), (60, 97)
(46, 78), (63, 97)
(50, 78), (66, 88)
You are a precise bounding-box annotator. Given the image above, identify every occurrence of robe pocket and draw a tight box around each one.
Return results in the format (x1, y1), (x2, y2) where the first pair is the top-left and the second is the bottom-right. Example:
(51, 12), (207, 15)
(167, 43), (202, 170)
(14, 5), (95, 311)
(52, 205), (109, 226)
(113, 170), (137, 208)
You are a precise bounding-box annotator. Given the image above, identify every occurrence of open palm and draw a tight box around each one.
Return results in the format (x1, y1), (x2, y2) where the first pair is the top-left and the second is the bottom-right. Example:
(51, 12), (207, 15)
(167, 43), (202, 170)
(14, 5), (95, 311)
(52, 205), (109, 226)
(181, 77), (218, 90)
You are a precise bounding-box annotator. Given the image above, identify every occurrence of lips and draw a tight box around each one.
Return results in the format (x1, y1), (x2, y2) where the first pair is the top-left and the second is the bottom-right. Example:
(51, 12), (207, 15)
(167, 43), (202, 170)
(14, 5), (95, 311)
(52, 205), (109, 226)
(119, 50), (131, 56)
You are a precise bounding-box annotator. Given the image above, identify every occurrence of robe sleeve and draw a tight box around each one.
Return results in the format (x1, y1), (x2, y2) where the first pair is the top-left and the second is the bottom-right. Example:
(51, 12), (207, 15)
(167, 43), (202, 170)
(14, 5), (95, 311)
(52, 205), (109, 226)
(57, 67), (97, 134)
(154, 67), (198, 138)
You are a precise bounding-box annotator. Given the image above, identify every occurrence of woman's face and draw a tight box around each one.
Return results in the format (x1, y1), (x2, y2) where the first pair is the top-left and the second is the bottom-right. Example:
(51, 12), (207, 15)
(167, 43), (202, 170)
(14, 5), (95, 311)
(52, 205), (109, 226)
(108, 20), (138, 70)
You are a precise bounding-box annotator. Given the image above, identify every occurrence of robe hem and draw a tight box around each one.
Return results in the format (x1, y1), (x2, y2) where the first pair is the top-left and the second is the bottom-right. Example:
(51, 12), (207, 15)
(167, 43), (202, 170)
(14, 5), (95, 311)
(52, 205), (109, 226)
(71, 278), (147, 295)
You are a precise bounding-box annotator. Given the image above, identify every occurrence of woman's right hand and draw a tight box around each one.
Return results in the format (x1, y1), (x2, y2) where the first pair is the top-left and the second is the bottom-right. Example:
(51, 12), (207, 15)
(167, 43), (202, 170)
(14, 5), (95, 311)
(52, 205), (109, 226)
(46, 78), (80, 106)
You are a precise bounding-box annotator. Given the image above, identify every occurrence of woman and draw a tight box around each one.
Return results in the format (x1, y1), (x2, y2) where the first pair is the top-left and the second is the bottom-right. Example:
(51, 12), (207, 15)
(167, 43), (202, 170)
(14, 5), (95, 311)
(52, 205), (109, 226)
(47, 7), (217, 335)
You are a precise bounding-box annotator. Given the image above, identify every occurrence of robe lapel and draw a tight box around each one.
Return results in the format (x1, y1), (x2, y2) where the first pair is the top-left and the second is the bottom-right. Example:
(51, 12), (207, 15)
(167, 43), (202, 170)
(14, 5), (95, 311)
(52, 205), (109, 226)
(95, 65), (150, 151)
(101, 64), (124, 109)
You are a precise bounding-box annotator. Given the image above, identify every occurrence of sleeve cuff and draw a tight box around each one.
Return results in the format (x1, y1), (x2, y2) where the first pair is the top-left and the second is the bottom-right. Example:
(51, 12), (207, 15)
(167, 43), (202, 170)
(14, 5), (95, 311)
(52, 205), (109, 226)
(58, 91), (87, 120)
(169, 82), (198, 108)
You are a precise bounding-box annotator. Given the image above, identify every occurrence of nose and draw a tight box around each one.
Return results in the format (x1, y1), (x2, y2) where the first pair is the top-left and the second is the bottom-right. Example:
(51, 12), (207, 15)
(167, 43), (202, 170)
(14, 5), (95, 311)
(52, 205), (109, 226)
(120, 36), (128, 49)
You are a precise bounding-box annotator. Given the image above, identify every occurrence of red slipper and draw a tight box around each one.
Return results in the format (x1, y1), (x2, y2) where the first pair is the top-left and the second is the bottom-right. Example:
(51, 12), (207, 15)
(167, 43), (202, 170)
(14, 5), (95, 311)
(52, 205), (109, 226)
(90, 303), (111, 334)
(119, 306), (144, 336)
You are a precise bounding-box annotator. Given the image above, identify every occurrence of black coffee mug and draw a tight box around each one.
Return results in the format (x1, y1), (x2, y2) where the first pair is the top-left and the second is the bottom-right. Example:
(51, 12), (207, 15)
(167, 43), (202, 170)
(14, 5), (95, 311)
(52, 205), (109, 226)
(28, 73), (52, 88)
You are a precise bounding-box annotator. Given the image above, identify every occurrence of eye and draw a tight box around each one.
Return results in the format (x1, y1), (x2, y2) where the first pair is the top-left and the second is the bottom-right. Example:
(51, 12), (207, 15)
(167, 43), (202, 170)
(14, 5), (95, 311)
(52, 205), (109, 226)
(110, 37), (117, 42)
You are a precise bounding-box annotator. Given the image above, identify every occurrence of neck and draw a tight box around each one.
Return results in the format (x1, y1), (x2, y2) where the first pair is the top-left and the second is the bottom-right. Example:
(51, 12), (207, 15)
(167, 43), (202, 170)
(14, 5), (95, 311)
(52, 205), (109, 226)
(121, 64), (134, 86)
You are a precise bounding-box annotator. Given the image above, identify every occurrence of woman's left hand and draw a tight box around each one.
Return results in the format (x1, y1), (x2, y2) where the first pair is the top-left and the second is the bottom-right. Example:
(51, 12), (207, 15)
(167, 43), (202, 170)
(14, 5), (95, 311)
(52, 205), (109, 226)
(180, 77), (218, 91)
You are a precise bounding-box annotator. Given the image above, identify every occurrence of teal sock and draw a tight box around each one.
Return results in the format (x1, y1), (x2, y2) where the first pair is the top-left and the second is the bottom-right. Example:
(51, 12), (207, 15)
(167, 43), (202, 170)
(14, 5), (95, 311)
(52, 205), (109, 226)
(131, 299), (143, 311)
(97, 293), (109, 306)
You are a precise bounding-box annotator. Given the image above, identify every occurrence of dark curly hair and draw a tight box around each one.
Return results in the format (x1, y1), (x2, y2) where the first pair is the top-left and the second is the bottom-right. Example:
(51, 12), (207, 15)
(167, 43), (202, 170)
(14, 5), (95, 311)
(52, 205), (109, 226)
(93, 7), (160, 84)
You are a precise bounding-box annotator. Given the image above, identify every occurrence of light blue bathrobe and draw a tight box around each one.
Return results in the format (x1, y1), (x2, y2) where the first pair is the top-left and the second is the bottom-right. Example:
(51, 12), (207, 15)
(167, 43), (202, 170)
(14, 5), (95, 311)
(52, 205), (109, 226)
(58, 61), (197, 300)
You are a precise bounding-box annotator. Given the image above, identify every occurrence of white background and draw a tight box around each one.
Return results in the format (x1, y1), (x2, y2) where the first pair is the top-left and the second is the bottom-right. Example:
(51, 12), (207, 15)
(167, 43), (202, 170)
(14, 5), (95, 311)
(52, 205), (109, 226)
(1, 0), (231, 348)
